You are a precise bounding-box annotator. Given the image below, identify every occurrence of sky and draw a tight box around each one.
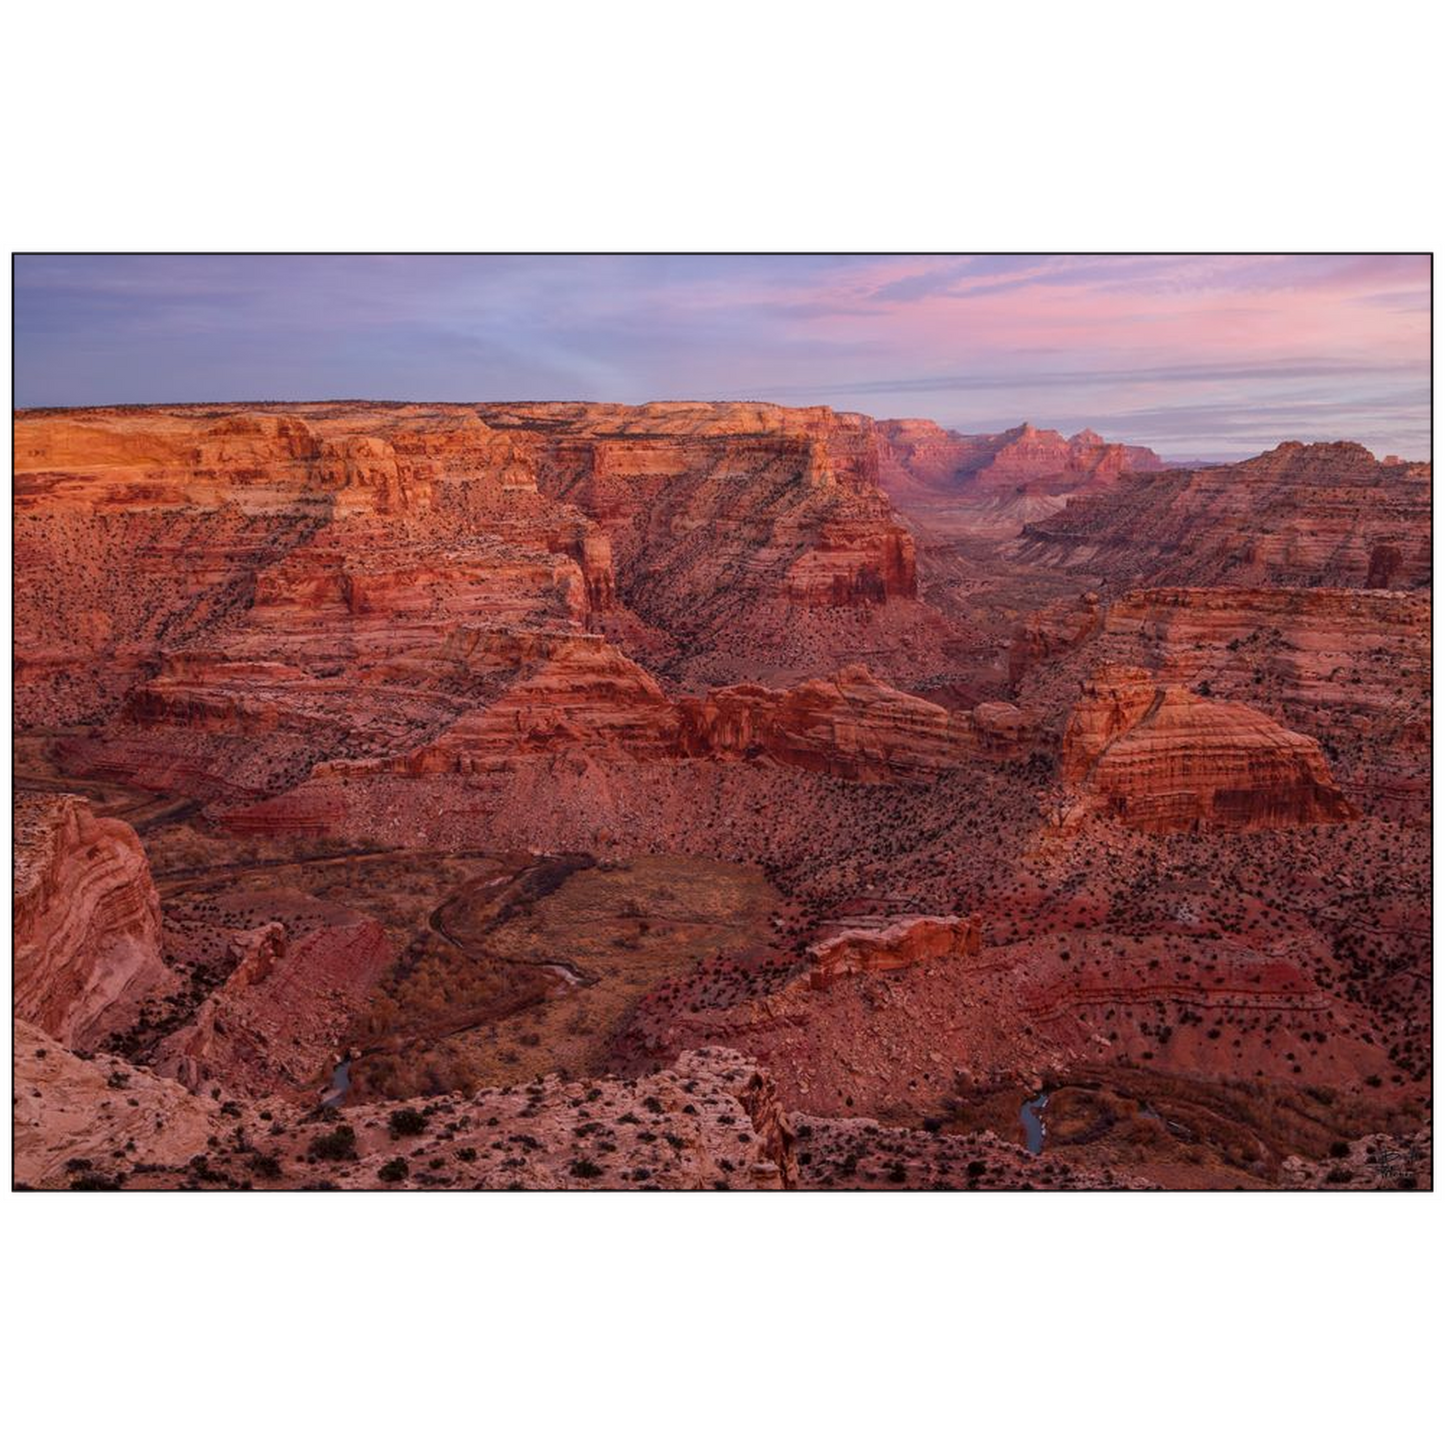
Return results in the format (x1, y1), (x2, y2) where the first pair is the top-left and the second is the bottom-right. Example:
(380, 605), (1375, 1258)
(13, 253), (1431, 461)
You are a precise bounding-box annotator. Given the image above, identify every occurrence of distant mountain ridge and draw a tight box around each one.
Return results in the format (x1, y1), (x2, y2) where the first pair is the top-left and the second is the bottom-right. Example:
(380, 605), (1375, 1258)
(876, 418), (1167, 537)
(1014, 441), (1433, 590)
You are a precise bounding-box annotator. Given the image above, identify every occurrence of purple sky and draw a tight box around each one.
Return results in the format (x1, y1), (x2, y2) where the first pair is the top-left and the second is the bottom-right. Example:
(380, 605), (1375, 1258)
(13, 253), (1431, 460)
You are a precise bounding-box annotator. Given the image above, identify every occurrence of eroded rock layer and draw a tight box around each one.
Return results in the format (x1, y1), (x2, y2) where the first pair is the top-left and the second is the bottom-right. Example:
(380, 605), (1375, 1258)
(679, 664), (1038, 780)
(153, 904), (396, 1097)
(1060, 667), (1356, 832)
(13, 795), (174, 1049)
(1010, 585), (1431, 820)
(1017, 442), (1431, 589)
(878, 419), (1165, 537)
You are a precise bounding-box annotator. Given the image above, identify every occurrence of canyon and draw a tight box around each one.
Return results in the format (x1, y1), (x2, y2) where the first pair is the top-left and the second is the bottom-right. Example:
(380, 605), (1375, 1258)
(878, 419), (1166, 538)
(12, 402), (1432, 1190)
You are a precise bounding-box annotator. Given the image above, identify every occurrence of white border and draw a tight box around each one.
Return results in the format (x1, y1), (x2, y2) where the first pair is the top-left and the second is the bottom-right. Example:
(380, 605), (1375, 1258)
(4, 4), (1439, 1442)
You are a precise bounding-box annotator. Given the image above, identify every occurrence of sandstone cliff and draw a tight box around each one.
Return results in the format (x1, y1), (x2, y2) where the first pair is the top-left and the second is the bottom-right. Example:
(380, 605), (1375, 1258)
(18, 401), (960, 795)
(679, 664), (1039, 780)
(13, 794), (175, 1049)
(490, 401), (932, 680)
(1016, 441), (1431, 589)
(1059, 667), (1356, 831)
(1009, 585), (1431, 821)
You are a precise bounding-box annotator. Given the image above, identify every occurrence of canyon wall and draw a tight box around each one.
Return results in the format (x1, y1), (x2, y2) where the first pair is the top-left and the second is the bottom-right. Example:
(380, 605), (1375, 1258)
(17, 402), (958, 798)
(877, 419), (1165, 536)
(13, 794), (174, 1049)
(1010, 585), (1431, 820)
(1016, 442), (1431, 589)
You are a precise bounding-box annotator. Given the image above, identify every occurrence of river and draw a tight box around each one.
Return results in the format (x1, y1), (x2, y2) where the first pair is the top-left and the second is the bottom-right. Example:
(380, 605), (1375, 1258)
(320, 1059), (351, 1108)
(1020, 1090), (1049, 1154)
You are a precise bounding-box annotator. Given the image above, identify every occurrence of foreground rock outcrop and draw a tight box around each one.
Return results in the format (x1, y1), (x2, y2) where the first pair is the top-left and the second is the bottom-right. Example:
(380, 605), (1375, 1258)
(13, 1020), (219, 1187)
(1060, 667), (1357, 831)
(15, 1023), (1152, 1190)
(13, 795), (174, 1049)
(14, 1034), (798, 1191)
(153, 906), (396, 1096)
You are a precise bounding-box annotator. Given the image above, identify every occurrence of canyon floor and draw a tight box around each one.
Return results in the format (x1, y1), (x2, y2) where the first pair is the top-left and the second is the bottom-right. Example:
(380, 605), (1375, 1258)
(12, 403), (1432, 1189)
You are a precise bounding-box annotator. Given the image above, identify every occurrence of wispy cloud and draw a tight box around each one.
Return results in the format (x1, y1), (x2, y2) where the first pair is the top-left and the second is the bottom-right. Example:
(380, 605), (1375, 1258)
(13, 253), (1431, 459)
(762, 358), (1426, 397)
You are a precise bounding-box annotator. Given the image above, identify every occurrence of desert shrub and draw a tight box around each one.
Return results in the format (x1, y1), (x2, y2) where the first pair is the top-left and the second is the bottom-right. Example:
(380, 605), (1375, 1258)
(388, 1108), (427, 1138)
(310, 1125), (357, 1161)
(67, 1171), (120, 1191)
(378, 1158), (409, 1183)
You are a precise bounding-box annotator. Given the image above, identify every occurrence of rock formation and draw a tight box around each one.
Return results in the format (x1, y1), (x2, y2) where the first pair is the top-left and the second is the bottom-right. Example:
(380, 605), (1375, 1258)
(1017, 442), (1431, 589)
(807, 913), (982, 988)
(679, 664), (1038, 780)
(152, 908), (396, 1096)
(13, 795), (174, 1049)
(1009, 585), (1431, 820)
(318, 629), (683, 777)
(1060, 667), (1357, 831)
(12, 399), (1431, 1192)
(878, 419), (1165, 536)
(13, 1019), (219, 1187)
